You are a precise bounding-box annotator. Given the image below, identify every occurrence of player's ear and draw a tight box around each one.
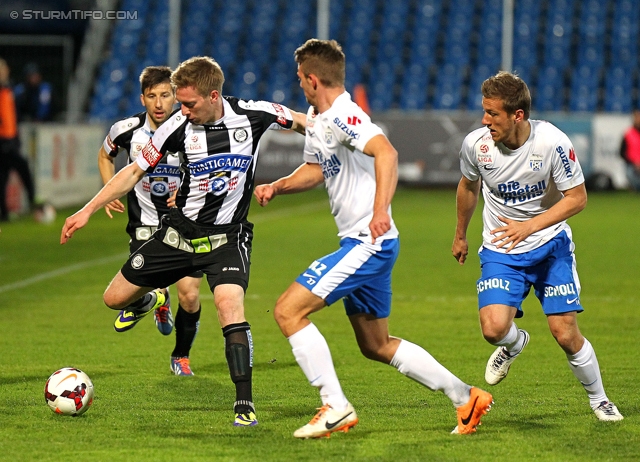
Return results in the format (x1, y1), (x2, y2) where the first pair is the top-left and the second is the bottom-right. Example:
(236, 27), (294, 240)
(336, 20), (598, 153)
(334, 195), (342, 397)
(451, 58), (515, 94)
(209, 90), (219, 103)
(139, 93), (144, 106)
(514, 108), (525, 122)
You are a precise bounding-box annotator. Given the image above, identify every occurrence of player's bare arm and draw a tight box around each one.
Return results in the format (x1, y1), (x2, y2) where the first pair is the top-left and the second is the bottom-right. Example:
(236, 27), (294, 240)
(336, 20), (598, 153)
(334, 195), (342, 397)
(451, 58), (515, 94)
(491, 183), (587, 252)
(61, 162), (147, 244)
(453, 176), (481, 265)
(254, 162), (324, 207)
(290, 110), (307, 135)
(97, 145), (125, 218)
(363, 134), (398, 243)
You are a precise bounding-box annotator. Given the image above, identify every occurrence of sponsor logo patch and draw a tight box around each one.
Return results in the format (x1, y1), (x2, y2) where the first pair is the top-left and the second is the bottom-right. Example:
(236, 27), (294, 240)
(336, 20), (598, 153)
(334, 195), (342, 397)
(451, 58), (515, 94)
(142, 140), (162, 167)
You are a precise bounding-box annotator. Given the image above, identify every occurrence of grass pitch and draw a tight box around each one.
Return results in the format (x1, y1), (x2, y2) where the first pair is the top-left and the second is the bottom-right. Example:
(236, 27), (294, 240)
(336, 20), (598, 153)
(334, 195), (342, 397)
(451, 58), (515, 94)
(0, 188), (638, 461)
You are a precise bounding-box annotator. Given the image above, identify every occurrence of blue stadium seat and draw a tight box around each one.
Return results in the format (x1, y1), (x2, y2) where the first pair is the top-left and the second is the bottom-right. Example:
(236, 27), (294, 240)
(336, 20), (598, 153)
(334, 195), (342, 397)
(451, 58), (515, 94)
(568, 66), (600, 112)
(432, 64), (466, 110)
(535, 65), (565, 112)
(399, 62), (429, 110)
(603, 67), (633, 113)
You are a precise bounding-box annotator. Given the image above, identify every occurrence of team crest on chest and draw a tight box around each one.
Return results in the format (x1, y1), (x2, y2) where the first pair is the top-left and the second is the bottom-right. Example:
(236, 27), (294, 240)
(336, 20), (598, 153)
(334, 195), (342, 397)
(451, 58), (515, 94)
(529, 153), (543, 171)
(324, 127), (333, 144)
(234, 128), (248, 143)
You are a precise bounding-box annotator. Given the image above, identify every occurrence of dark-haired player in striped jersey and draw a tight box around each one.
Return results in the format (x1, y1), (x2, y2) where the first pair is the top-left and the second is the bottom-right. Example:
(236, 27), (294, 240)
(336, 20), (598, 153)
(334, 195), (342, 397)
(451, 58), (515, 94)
(62, 56), (306, 427)
(98, 66), (202, 377)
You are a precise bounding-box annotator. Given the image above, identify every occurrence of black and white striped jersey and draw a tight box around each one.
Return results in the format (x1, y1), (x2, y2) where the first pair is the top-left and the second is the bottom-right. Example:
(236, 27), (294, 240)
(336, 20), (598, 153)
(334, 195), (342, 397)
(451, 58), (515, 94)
(138, 96), (294, 226)
(104, 111), (181, 238)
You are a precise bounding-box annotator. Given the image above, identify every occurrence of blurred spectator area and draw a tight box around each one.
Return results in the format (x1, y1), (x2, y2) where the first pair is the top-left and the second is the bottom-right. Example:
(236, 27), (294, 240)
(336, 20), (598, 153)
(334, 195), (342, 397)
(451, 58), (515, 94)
(86, 0), (640, 122)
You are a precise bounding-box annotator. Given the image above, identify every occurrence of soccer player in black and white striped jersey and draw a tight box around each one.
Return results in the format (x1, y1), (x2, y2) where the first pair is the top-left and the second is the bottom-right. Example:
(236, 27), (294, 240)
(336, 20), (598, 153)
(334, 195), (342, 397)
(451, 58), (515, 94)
(62, 56), (306, 426)
(98, 66), (202, 377)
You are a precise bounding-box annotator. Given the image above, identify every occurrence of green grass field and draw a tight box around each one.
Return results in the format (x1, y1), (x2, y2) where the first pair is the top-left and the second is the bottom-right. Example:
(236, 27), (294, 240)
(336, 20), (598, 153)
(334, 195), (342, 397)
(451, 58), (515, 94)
(0, 188), (638, 461)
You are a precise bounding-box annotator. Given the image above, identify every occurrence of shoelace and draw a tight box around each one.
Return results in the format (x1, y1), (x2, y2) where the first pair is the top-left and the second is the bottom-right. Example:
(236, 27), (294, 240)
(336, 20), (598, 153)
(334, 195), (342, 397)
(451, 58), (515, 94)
(599, 403), (617, 415)
(155, 306), (170, 323)
(309, 404), (331, 424)
(492, 349), (510, 367)
(174, 358), (190, 373)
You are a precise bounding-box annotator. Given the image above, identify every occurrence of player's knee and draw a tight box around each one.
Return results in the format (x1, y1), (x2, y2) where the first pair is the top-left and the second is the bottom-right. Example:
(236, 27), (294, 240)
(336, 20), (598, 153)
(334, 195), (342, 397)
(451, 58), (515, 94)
(178, 290), (199, 311)
(273, 302), (289, 329)
(359, 344), (384, 362)
(482, 325), (509, 344)
(551, 328), (581, 353)
(102, 291), (121, 310)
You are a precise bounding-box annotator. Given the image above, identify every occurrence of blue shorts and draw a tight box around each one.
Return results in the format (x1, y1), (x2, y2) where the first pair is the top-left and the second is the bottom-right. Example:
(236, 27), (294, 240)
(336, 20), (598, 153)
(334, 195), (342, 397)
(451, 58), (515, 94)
(477, 230), (583, 317)
(295, 237), (399, 318)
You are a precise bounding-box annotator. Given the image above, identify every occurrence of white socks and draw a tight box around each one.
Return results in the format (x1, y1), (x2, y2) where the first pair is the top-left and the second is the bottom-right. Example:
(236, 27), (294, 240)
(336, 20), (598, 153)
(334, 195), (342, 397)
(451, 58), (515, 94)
(288, 323), (349, 410)
(390, 339), (471, 407)
(289, 325), (473, 409)
(495, 323), (526, 355)
(566, 338), (608, 409)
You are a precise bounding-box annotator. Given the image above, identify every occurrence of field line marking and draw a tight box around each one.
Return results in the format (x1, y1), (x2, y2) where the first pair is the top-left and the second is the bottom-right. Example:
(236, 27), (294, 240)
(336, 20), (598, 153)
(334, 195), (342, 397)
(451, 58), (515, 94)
(0, 254), (128, 294)
(0, 201), (327, 294)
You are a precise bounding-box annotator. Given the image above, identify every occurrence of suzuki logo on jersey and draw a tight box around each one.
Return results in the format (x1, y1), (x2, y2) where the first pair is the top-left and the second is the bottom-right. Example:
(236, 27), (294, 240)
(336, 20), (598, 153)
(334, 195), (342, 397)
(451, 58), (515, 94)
(477, 278), (510, 293)
(188, 153), (252, 177)
(556, 146), (574, 178)
(347, 116), (361, 125)
(333, 117), (360, 140)
(544, 283), (578, 299)
(314, 152), (342, 179)
(493, 180), (546, 204)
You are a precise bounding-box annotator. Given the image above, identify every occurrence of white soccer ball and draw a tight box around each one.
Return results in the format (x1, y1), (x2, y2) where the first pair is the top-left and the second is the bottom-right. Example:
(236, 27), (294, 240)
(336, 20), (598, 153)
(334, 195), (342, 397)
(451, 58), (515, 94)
(44, 367), (94, 416)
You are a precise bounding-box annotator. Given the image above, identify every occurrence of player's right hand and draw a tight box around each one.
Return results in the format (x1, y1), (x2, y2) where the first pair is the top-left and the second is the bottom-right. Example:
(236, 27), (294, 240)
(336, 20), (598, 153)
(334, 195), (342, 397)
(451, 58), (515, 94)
(452, 237), (469, 265)
(254, 184), (276, 207)
(60, 211), (89, 244)
(104, 199), (125, 218)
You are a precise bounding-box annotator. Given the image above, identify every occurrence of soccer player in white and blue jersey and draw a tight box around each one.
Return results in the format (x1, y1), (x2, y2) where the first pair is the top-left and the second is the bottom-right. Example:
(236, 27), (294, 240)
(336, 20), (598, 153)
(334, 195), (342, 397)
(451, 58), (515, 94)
(255, 39), (493, 439)
(453, 71), (622, 421)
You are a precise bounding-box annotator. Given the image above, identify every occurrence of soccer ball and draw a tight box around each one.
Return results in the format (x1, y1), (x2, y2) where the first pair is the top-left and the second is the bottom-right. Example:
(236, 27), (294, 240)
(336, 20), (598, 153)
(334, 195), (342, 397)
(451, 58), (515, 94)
(44, 367), (94, 416)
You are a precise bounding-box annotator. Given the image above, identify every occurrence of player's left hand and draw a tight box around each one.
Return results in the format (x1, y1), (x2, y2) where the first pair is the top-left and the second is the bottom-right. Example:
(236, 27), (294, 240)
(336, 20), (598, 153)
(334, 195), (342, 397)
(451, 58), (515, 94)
(369, 210), (391, 244)
(490, 216), (535, 252)
(167, 190), (178, 208)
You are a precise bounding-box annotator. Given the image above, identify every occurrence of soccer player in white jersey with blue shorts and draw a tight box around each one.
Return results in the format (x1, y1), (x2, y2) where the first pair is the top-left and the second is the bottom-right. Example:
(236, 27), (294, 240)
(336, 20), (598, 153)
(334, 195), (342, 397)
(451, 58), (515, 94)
(255, 38), (493, 439)
(453, 71), (622, 422)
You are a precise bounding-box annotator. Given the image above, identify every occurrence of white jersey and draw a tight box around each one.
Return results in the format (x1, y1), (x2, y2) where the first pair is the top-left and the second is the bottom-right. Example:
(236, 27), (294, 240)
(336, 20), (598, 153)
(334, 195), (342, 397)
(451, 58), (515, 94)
(459, 119), (585, 254)
(303, 92), (398, 242)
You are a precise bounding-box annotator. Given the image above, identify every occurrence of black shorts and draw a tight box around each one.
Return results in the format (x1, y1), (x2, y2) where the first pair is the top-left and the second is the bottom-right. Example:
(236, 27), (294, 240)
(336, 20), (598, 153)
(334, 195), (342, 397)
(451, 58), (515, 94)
(121, 208), (252, 292)
(129, 229), (203, 279)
